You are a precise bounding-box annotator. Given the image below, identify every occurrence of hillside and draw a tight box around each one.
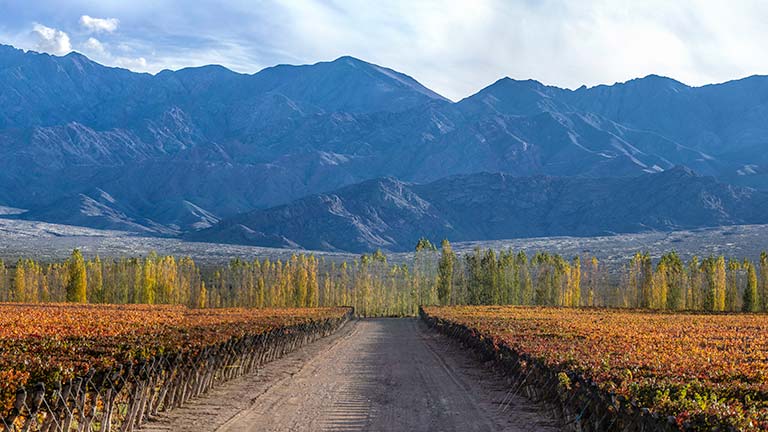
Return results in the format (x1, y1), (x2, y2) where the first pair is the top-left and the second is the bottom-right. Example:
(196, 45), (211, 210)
(3, 45), (768, 240)
(187, 167), (768, 252)
(2, 45), (768, 234)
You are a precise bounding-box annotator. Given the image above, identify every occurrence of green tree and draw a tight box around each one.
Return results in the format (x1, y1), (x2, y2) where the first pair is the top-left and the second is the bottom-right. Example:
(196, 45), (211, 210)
(0, 259), (6, 301)
(482, 249), (500, 305)
(294, 256), (309, 307)
(12, 260), (26, 302)
(760, 252), (768, 311)
(714, 256), (727, 311)
(744, 260), (758, 312)
(569, 257), (581, 307)
(66, 249), (87, 303)
(517, 251), (533, 305)
(725, 259), (741, 312)
(688, 256), (702, 309)
(661, 252), (684, 310)
(465, 249), (483, 305)
(307, 255), (319, 307)
(198, 281), (207, 308)
(437, 239), (455, 305)
(701, 256), (726, 312)
(414, 237), (437, 306)
(139, 257), (156, 304)
(88, 256), (104, 303)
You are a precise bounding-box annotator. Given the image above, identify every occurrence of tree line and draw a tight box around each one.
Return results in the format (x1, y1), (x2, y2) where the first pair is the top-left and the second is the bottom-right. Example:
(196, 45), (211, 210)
(1, 242), (767, 315)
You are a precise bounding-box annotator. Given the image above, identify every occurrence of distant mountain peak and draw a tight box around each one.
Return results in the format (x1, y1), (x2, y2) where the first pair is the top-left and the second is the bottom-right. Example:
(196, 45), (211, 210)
(331, 55), (369, 65)
(176, 64), (236, 74)
(458, 76), (568, 115)
(641, 73), (683, 82)
(625, 74), (689, 91)
(251, 53), (448, 112)
(64, 51), (88, 59)
(498, 76), (545, 86)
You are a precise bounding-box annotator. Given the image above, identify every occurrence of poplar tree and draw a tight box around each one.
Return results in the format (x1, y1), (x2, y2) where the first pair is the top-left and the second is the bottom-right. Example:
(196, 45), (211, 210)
(414, 238), (437, 306)
(294, 258), (308, 307)
(628, 253), (642, 307)
(437, 239), (455, 305)
(307, 255), (319, 307)
(66, 249), (87, 303)
(688, 256), (702, 309)
(744, 260), (758, 312)
(653, 261), (668, 309)
(640, 253), (653, 309)
(714, 256), (727, 311)
(198, 281), (207, 308)
(725, 259), (741, 312)
(88, 256), (103, 303)
(660, 252), (683, 310)
(534, 253), (550, 305)
(13, 260), (25, 302)
(140, 257), (156, 304)
(569, 257), (581, 307)
(0, 259), (5, 301)
(465, 250), (484, 305)
(760, 252), (768, 311)
(586, 257), (599, 307)
(483, 249), (500, 305)
(518, 252), (533, 305)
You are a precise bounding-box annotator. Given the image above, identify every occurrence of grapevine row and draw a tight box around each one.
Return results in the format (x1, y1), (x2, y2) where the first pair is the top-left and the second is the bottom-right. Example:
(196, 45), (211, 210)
(0, 304), (352, 431)
(421, 306), (768, 431)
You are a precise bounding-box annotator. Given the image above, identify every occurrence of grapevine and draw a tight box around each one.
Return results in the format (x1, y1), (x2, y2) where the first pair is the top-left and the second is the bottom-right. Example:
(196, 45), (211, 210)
(0, 303), (352, 431)
(422, 306), (768, 431)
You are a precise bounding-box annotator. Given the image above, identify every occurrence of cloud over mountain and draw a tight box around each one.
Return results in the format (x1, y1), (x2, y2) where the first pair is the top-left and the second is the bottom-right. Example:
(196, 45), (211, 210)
(31, 23), (71, 55)
(3, 2), (768, 99)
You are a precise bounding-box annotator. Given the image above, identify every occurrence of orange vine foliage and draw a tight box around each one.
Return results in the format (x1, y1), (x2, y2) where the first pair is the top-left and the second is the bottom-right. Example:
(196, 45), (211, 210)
(424, 306), (768, 431)
(0, 303), (349, 415)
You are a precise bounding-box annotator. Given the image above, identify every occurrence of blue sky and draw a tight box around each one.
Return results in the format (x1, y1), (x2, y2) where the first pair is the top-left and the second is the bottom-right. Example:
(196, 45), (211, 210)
(1, 0), (767, 100)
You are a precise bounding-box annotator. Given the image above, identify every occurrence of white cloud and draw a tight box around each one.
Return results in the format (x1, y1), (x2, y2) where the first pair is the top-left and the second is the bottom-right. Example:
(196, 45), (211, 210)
(82, 37), (106, 55)
(7, 1), (768, 99)
(76, 37), (148, 72)
(114, 56), (147, 70)
(79, 15), (119, 33)
(31, 23), (71, 55)
(260, 0), (768, 99)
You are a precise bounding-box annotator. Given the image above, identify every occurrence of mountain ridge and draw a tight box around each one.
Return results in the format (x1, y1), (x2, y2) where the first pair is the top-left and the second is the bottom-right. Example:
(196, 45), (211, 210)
(185, 167), (768, 252)
(3, 44), (768, 244)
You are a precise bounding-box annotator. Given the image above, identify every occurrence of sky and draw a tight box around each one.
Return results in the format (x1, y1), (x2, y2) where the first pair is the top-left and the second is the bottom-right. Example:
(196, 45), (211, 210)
(1, 0), (767, 101)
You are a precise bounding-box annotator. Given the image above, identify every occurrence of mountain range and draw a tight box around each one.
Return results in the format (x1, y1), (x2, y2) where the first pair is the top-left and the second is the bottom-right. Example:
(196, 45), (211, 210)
(2, 44), (768, 251)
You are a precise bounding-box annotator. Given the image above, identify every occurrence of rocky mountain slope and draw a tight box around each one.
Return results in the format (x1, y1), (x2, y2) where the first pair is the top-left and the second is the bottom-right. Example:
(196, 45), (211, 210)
(187, 167), (768, 252)
(2, 44), (768, 241)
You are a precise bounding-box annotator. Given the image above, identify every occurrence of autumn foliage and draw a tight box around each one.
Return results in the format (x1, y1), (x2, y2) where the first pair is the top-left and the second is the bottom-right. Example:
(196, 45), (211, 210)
(0, 303), (350, 419)
(423, 306), (768, 431)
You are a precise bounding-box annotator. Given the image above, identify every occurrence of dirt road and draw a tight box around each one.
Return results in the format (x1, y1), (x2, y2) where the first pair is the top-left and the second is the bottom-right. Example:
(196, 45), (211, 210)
(142, 319), (561, 432)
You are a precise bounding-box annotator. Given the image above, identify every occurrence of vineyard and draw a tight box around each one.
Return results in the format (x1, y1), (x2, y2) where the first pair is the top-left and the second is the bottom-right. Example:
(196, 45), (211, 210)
(421, 306), (768, 431)
(0, 304), (352, 431)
